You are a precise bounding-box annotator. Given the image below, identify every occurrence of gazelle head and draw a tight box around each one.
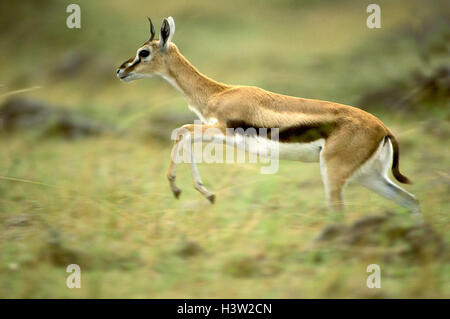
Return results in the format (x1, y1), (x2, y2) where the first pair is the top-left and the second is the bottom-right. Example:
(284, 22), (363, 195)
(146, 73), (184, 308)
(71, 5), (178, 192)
(117, 16), (176, 82)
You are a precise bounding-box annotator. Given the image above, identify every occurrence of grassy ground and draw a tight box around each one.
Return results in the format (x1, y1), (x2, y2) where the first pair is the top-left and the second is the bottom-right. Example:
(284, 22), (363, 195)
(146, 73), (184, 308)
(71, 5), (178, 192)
(0, 0), (449, 298)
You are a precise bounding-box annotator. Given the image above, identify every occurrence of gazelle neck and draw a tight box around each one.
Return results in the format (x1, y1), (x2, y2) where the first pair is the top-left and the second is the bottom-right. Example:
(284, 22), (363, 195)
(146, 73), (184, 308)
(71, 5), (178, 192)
(161, 45), (229, 109)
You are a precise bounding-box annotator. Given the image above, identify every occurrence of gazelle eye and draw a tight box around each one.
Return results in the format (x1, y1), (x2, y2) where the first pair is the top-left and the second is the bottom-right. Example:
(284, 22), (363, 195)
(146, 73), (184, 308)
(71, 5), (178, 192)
(139, 50), (150, 57)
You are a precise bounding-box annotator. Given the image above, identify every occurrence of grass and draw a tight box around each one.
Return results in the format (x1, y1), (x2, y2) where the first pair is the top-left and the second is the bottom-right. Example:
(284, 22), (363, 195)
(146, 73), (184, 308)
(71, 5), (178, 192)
(0, 0), (449, 298)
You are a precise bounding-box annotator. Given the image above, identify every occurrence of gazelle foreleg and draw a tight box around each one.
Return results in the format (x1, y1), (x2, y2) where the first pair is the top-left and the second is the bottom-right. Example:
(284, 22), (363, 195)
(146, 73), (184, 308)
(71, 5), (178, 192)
(168, 123), (225, 203)
(186, 133), (216, 203)
(167, 134), (184, 199)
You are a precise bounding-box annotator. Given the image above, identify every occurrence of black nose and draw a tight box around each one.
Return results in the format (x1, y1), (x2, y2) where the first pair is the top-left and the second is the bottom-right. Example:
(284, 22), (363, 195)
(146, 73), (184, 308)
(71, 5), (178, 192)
(116, 69), (120, 74)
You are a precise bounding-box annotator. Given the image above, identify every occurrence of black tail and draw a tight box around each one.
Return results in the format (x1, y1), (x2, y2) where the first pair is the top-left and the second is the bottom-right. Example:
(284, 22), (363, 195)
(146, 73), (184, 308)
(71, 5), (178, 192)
(386, 135), (412, 184)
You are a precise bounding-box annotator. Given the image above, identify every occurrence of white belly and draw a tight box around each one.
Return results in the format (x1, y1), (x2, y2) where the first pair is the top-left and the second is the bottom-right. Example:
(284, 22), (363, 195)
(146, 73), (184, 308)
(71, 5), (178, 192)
(276, 138), (324, 162)
(221, 134), (324, 162)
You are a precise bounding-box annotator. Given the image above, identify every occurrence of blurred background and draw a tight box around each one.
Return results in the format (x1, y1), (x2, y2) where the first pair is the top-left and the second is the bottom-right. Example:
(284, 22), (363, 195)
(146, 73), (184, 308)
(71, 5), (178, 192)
(0, 0), (448, 298)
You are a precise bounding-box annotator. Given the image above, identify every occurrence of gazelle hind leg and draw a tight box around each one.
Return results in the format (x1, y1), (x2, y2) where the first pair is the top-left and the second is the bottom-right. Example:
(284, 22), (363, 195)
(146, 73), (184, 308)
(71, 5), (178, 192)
(319, 134), (379, 213)
(320, 153), (347, 212)
(355, 138), (421, 215)
(357, 173), (420, 215)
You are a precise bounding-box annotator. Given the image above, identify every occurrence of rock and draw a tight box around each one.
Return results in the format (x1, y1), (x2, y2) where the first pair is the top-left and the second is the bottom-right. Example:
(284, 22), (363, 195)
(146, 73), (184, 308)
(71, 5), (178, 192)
(223, 256), (260, 278)
(350, 214), (389, 232)
(40, 229), (84, 267)
(0, 97), (109, 139)
(43, 115), (105, 139)
(0, 98), (54, 131)
(403, 223), (446, 258)
(314, 223), (348, 241)
(174, 240), (203, 258)
(313, 212), (446, 263)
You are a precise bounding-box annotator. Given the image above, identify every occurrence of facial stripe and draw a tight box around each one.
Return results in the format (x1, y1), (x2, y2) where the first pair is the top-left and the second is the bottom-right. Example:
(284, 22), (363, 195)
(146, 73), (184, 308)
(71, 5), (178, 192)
(119, 57), (134, 69)
(128, 57), (141, 69)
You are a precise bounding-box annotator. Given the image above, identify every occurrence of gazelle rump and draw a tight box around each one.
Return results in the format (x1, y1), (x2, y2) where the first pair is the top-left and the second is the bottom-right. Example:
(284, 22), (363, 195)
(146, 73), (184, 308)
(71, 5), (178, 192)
(117, 17), (420, 214)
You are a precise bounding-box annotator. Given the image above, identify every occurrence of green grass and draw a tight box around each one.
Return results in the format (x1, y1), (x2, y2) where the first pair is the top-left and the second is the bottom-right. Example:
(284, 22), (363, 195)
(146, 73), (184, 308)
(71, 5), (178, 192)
(0, 0), (449, 298)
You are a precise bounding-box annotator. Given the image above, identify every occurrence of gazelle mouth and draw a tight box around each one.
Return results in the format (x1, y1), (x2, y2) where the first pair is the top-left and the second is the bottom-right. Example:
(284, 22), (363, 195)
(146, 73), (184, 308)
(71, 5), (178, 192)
(118, 74), (131, 81)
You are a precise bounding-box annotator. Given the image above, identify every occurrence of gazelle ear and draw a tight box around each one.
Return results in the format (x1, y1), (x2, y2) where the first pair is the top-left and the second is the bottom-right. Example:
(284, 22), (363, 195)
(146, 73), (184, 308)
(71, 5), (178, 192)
(159, 16), (175, 51)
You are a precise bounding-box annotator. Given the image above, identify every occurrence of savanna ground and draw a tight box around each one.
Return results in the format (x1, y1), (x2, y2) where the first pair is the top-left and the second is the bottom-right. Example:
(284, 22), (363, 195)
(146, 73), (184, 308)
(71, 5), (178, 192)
(0, 0), (449, 298)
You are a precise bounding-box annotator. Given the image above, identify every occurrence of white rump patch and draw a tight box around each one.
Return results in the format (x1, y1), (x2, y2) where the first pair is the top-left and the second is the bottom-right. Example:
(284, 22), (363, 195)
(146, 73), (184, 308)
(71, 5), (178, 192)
(351, 138), (392, 182)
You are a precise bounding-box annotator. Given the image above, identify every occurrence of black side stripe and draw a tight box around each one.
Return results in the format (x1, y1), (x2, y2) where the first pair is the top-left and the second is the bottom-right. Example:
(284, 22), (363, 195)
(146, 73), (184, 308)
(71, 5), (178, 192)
(226, 120), (335, 143)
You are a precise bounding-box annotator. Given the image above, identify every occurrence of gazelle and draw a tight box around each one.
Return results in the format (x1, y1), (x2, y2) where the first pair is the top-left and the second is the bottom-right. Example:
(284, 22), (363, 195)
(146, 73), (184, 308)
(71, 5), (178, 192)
(117, 17), (420, 214)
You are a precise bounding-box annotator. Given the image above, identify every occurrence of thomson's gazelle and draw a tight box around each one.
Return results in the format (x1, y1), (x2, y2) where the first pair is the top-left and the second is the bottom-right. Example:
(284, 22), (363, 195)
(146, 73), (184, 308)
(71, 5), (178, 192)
(117, 17), (420, 214)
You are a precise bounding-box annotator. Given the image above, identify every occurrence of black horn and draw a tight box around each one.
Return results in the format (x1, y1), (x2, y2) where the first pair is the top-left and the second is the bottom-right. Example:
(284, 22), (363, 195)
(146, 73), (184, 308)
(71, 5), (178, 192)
(147, 16), (155, 41)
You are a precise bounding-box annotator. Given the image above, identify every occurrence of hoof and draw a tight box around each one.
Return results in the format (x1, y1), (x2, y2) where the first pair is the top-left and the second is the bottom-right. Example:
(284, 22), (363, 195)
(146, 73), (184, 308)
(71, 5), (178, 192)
(172, 188), (181, 199)
(206, 194), (215, 204)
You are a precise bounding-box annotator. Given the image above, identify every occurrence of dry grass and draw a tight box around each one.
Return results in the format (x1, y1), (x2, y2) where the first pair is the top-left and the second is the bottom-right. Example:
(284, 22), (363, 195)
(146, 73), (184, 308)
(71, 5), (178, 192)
(0, 0), (448, 298)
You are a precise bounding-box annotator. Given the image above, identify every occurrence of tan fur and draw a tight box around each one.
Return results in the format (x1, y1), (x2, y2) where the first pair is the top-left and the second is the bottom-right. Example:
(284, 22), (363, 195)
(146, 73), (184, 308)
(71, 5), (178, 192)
(117, 18), (417, 213)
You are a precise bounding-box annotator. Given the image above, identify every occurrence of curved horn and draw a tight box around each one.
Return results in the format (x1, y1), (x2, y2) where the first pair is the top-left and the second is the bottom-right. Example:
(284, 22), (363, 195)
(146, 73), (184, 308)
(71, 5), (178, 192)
(147, 16), (155, 41)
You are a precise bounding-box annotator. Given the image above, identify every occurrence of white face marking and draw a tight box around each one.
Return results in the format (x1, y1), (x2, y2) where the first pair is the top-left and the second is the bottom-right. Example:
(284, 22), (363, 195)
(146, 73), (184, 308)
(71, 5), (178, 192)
(127, 47), (152, 69)
(117, 46), (153, 82)
(136, 47), (152, 62)
(127, 52), (140, 68)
